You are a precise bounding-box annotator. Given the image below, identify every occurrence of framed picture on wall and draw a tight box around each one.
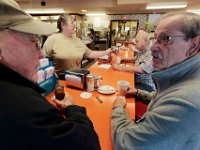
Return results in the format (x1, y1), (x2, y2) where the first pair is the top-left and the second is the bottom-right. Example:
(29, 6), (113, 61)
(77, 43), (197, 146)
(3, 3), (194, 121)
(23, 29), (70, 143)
(110, 20), (139, 46)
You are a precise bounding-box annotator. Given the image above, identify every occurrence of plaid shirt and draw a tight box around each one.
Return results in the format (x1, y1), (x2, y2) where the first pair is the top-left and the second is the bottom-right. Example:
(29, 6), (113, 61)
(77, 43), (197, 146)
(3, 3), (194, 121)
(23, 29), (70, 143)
(135, 48), (156, 91)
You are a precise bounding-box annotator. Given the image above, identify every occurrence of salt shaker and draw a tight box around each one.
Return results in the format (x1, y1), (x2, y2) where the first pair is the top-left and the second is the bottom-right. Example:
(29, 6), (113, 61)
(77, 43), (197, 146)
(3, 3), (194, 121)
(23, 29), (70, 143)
(94, 76), (103, 89)
(86, 74), (95, 92)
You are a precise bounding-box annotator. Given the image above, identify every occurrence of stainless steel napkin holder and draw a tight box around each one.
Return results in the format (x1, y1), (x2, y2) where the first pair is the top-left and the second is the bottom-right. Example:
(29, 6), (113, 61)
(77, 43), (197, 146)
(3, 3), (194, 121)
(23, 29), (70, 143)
(65, 69), (90, 90)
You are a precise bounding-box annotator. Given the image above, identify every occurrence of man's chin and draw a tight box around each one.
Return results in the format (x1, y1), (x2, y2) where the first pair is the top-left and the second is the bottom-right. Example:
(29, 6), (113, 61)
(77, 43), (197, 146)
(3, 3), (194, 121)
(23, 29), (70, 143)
(31, 74), (38, 83)
(153, 65), (168, 72)
(153, 63), (162, 71)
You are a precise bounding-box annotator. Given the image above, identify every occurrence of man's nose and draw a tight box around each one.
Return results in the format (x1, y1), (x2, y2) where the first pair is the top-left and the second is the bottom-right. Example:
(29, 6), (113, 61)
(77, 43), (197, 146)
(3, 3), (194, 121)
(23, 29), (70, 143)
(39, 50), (45, 59)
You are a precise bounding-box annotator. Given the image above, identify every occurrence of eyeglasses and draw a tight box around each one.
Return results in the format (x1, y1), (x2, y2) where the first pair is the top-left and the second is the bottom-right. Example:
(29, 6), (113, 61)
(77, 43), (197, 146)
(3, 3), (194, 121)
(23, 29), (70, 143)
(151, 35), (189, 45)
(9, 30), (42, 49)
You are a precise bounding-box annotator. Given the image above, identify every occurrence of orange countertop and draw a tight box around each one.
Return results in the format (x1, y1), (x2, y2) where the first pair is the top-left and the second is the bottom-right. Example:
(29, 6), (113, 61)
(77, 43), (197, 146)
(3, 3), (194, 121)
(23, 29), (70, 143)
(46, 50), (135, 150)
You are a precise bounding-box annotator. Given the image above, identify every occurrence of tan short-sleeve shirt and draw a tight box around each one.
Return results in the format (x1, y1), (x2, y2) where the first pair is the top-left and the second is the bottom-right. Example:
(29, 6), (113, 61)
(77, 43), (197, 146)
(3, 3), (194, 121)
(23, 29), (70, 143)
(43, 33), (92, 73)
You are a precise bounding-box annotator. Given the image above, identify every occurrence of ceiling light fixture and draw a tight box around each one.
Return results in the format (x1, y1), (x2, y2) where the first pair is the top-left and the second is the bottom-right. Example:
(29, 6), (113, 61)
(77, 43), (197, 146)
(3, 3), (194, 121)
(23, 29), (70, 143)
(81, 9), (87, 13)
(25, 9), (65, 14)
(146, 4), (187, 10)
(187, 10), (200, 15)
(85, 13), (106, 16)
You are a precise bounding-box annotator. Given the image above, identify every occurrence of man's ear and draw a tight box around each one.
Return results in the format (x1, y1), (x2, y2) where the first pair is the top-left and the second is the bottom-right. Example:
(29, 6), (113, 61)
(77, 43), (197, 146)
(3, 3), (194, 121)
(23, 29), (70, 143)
(186, 36), (200, 57)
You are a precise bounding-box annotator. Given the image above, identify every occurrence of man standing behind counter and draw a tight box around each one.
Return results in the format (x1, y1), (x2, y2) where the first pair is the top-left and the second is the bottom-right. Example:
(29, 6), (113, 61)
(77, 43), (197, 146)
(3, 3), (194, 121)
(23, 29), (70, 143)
(0, 0), (100, 150)
(111, 12), (200, 150)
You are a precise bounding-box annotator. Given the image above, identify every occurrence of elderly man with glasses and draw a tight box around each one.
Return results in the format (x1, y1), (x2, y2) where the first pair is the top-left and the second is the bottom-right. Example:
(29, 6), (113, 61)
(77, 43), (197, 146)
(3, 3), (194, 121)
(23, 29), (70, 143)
(0, 0), (101, 150)
(111, 12), (200, 150)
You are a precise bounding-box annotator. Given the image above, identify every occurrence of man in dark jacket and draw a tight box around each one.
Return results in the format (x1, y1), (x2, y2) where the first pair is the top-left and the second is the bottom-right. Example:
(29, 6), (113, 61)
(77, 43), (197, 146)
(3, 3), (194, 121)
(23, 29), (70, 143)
(0, 0), (100, 149)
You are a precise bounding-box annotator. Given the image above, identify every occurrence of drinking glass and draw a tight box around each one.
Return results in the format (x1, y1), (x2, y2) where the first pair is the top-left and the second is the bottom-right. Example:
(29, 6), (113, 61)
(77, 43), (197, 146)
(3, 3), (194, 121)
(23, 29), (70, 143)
(54, 84), (65, 100)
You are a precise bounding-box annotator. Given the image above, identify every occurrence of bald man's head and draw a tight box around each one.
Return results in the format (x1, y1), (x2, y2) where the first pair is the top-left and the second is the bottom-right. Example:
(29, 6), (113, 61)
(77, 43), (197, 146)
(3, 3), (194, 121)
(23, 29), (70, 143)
(136, 30), (150, 41)
(135, 30), (150, 51)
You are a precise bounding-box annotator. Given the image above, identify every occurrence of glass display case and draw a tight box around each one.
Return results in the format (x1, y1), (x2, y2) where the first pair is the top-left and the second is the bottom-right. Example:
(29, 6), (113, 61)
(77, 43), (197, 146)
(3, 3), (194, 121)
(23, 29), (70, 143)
(110, 20), (139, 46)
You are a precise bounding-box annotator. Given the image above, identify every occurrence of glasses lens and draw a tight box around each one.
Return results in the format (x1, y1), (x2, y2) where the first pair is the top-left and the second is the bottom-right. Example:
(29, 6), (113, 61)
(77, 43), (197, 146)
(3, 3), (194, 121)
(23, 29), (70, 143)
(158, 36), (169, 45)
(31, 36), (42, 49)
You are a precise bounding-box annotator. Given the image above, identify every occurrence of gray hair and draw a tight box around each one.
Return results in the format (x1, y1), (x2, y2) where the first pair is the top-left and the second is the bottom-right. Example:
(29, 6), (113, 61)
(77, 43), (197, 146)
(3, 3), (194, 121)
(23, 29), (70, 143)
(158, 12), (200, 38)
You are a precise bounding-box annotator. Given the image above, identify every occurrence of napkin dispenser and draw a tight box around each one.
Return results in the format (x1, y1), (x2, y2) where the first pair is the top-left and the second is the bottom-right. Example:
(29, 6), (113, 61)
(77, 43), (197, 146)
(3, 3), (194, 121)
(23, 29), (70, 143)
(65, 69), (90, 90)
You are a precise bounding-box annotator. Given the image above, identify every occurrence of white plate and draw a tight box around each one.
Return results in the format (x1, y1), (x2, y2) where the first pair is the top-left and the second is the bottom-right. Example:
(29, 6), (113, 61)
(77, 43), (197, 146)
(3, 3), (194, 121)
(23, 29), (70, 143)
(98, 85), (116, 94)
(98, 64), (111, 69)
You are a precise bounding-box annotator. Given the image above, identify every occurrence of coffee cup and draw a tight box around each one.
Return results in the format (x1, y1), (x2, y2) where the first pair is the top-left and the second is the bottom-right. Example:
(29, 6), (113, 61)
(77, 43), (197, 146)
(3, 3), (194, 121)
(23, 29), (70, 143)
(117, 80), (129, 96)
(115, 56), (122, 65)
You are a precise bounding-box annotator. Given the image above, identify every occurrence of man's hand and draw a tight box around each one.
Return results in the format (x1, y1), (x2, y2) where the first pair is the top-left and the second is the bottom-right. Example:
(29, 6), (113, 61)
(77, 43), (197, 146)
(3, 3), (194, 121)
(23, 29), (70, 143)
(54, 93), (74, 109)
(125, 87), (137, 98)
(113, 96), (127, 109)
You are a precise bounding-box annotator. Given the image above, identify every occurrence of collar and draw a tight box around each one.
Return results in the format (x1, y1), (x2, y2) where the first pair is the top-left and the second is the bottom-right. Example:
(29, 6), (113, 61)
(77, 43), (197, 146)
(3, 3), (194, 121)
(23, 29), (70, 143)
(152, 55), (200, 92)
(0, 64), (45, 94)
(60, 32), (73, 39)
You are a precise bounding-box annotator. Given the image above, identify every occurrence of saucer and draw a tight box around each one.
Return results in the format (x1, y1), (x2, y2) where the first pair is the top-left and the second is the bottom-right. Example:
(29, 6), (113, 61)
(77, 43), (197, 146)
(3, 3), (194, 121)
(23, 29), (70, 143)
(98, 85), (116, 94)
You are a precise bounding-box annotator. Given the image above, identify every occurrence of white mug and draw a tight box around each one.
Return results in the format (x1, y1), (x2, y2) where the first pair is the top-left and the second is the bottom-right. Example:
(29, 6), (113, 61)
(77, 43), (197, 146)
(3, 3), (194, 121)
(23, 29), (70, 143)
(115, 56), (122, 65)
(117, 80), (129, 96)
